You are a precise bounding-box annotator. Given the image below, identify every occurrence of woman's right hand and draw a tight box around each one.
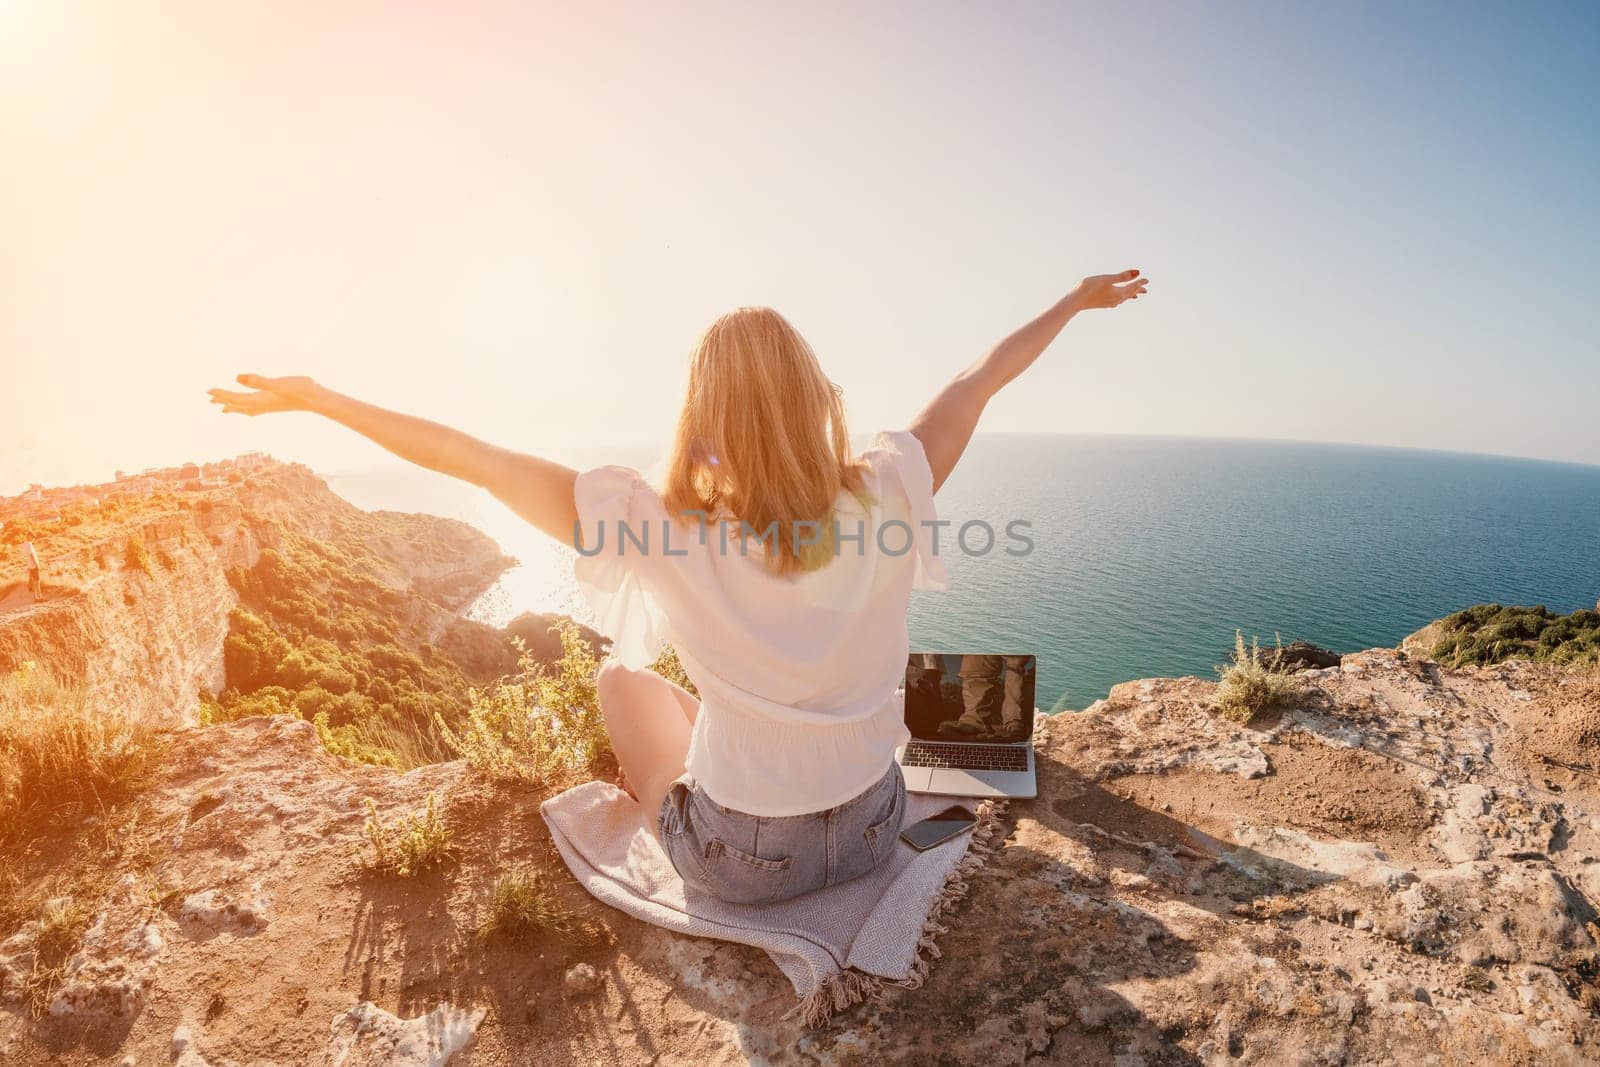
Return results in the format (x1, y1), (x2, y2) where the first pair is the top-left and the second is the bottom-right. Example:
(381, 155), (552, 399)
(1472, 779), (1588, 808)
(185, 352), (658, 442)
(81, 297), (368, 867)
(1069, 269), (1149, 311)
(208, 374), (322, 416)
(205, 373), (580, 542)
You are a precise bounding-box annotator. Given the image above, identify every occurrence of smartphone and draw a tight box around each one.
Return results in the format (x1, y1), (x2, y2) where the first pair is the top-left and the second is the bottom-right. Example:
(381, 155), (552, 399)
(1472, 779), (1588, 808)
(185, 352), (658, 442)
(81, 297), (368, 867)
(899, 805), (978, 851)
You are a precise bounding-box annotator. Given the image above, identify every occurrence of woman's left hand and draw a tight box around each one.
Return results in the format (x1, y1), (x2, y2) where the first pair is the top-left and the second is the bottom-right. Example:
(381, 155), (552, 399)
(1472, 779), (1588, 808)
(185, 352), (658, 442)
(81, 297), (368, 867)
(1068, 269), (1150, 311)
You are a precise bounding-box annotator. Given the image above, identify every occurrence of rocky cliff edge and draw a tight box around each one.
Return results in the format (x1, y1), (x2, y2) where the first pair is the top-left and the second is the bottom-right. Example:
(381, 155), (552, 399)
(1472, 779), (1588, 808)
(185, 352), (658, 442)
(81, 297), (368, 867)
(5, 649), (1600, 1065)
(0, 462), (513, 727)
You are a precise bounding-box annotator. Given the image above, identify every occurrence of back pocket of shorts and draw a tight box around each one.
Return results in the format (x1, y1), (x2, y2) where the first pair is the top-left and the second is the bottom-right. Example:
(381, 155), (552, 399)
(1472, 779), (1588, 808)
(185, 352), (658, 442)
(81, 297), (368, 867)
(701, 838), (795, 906)
(863, 772), (906, 867)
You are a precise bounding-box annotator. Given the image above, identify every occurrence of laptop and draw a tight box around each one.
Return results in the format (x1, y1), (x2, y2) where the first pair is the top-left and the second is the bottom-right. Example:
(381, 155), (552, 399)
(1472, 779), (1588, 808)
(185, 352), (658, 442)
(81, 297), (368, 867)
(894, 652), (1038, 799)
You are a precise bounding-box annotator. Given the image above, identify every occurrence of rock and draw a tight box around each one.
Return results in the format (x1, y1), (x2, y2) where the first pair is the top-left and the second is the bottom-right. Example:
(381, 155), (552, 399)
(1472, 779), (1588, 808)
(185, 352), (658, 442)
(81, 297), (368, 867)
(1246, 639), (1343, 673)
(564, 962), (602, 997)
(327, 1002), (485, 1066)
(178, 884), (271, 932)
(124, 921), (163, 958)
(170, 1025), (214, 1067)
(43, 880), (165, 1022)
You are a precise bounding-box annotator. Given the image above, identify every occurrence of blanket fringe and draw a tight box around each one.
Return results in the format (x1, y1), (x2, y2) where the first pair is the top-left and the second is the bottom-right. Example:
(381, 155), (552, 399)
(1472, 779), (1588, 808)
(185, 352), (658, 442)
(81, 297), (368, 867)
(782, 798), (1010, 1028)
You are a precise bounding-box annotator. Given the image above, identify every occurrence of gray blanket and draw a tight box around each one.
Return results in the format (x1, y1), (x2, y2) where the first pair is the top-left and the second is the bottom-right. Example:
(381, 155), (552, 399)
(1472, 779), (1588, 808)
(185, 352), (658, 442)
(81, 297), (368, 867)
(541, 781), (1006, 1025)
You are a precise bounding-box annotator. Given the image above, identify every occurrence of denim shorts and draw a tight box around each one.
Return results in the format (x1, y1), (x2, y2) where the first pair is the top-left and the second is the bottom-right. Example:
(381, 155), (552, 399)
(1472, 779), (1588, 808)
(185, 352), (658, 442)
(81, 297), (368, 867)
(658, 761), (907, 906)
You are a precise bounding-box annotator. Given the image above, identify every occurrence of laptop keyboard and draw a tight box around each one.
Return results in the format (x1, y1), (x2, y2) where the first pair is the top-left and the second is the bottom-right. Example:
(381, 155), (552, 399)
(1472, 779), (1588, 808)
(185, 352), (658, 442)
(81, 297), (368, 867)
(903, 742), (1030, 773)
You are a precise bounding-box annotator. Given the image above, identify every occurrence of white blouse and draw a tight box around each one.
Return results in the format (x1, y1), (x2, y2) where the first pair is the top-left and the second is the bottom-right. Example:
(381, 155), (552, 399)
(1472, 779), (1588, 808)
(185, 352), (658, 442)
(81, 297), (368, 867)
(572, 430), (947, 817)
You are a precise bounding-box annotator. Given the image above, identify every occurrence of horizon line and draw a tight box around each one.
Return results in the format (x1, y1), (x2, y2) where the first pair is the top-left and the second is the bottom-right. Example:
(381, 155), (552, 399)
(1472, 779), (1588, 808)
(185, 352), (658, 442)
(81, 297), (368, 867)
(962, 431), (1600, 473)
(8, 429), (1596, 499)
(360, 430), (1597, 476)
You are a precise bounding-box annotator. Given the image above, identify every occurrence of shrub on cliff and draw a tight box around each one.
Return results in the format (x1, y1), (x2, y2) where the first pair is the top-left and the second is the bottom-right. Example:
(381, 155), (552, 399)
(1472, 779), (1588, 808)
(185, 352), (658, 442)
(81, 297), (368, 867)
(651, 642), (697, 697)
(0, 661), (162, 849)
(500, 612), (608, 665)
(477, 865), (605, 945)
(437, 620), (608, 786)
(1, 519), (45, 547)
(359, 794), (453, 877)
(221, 609), (293, 690)
(437, 620), (693, 787)
(1215, 633), (1302, 722)
(124, 534), (152, 575)
(1432, 604), (1600, 667)
(199, 685), (298, 724)
(313, 709), (442, 769)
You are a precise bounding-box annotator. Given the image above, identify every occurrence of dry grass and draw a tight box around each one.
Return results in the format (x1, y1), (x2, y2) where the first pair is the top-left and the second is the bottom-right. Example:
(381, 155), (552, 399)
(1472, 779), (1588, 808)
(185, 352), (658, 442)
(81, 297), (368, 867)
(313, 709), (444, 771)
(1215, 632), (1303, 723)
(359, 794), (455, 878)
(0, 659), (169, 1015)
(22, 893), (96, 1012)
(1566, 660), (1600, 699)
(31, 895), (86, 959)
(0, 892), (94, 1017)
(0, 881), (98, 1017)
(476, 865), (604, 946)
(0, 816), (156, 1017)
(0, 661), (164, 850)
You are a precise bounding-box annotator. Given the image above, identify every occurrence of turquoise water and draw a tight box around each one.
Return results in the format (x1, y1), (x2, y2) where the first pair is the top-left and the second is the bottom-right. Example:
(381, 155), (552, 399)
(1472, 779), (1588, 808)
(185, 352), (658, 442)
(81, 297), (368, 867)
(330, 435), (1600, 712)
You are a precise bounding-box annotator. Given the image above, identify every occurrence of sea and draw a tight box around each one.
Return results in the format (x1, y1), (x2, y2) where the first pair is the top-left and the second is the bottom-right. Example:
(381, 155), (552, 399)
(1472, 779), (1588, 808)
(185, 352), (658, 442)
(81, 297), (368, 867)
(329, 435), (1600, 712)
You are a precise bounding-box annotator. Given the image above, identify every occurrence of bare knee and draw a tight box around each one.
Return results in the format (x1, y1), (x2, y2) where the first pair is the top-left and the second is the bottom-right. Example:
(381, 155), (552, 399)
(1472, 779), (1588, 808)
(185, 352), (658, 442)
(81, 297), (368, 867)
(596, 657), (626, 693)
(597, 659), (648, 722)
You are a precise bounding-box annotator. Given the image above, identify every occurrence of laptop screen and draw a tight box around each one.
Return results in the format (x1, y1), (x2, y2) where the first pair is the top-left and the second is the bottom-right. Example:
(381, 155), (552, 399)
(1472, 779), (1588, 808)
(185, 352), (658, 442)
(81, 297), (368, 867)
(903, 653), (1037, 743)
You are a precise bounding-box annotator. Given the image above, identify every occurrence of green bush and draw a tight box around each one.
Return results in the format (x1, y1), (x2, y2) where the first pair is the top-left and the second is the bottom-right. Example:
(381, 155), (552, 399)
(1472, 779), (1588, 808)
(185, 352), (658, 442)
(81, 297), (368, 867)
(211, 526), (482, 768)
(1432, 604), (1600, 667)
(360, 794), (453, 877)
(436, 620), (608, 786)
(209, 499), (687, 774)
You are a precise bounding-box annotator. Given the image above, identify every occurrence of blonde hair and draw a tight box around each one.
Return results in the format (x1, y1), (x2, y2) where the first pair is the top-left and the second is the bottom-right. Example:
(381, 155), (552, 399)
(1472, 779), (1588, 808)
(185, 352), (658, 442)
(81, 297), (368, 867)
(663, 307), (867, 575)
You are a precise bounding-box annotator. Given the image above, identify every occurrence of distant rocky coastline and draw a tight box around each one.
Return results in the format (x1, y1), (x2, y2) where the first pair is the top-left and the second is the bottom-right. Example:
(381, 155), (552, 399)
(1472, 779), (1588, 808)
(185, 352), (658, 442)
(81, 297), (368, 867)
(0, 458), (530, 739)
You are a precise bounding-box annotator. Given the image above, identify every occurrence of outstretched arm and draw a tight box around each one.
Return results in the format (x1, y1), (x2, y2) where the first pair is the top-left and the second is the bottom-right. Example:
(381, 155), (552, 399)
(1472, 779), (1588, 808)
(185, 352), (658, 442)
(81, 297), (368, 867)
(207, 375), (579, 542)
(909, 269), (1148, 492)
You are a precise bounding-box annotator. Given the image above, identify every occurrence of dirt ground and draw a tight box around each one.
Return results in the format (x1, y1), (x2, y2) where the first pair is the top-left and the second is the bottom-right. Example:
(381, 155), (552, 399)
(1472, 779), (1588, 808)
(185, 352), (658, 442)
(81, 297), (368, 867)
(1504, 667), (1600, 797)
(1107, 727), (1437, 867)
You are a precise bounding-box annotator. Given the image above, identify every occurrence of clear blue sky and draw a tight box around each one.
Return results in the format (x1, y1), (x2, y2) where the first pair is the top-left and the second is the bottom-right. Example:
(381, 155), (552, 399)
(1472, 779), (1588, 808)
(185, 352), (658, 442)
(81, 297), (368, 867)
(3, 0), (1597, 493)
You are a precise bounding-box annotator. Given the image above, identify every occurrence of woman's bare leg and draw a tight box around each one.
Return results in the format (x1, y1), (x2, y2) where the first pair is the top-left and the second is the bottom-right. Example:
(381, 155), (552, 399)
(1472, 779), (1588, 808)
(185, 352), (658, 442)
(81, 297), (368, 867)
(597, 661), (700, 833)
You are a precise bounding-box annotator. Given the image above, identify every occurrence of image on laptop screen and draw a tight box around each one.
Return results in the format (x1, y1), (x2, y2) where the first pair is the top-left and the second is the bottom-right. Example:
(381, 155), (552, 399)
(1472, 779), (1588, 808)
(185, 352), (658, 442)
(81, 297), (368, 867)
(904, 654), (1037, 744)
